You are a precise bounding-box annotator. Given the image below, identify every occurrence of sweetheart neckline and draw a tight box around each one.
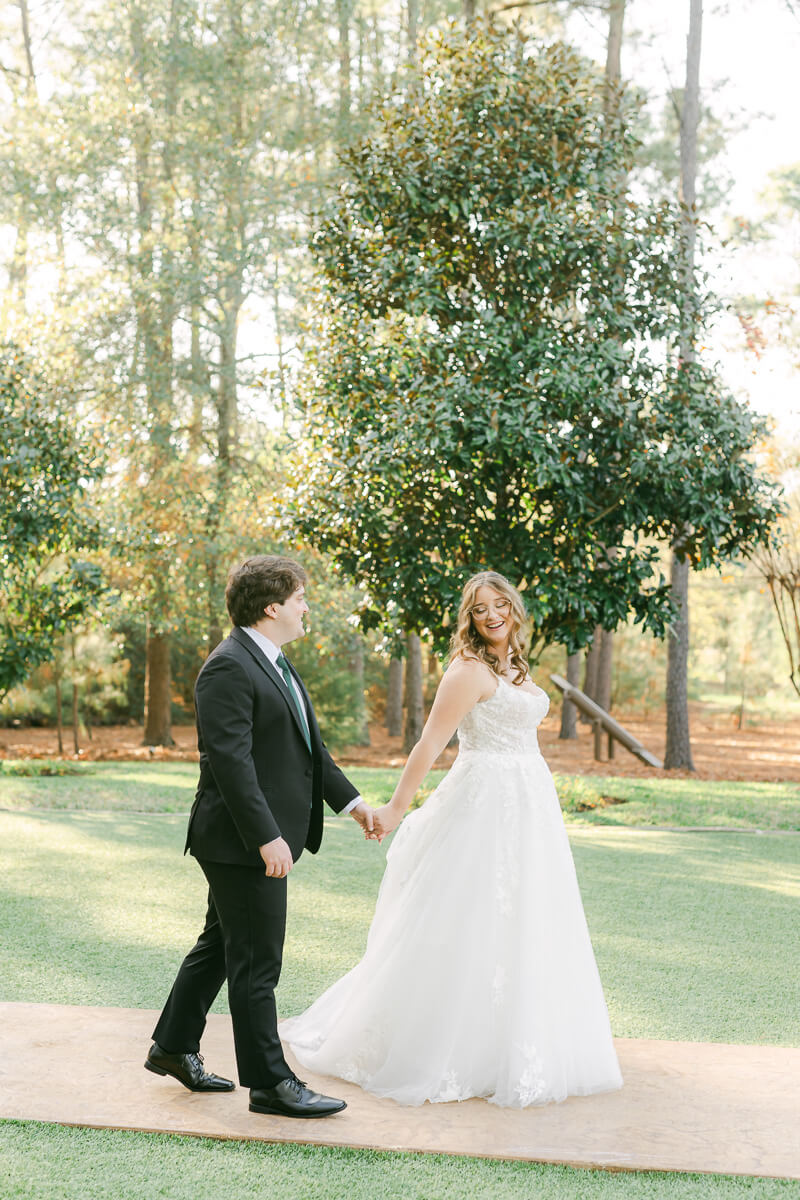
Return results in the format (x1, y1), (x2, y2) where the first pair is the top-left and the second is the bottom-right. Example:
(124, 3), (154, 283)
(493, 676), (546, 701)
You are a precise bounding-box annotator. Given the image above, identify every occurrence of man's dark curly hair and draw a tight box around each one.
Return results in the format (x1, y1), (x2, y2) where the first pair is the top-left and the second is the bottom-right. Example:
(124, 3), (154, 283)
(225, 556), (307, 628)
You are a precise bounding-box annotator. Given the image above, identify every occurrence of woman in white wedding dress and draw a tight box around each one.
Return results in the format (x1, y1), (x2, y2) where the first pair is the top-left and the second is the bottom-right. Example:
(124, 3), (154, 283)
(283, 571), (622, 1107)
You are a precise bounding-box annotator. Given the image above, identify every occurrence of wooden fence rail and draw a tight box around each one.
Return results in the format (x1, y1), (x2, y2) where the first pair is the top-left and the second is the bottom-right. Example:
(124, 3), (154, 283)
(549, 673), (663, 768)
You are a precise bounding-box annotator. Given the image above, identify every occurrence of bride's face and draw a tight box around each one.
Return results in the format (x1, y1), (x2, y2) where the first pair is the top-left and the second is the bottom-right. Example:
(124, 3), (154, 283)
(470, 585), (513, 653)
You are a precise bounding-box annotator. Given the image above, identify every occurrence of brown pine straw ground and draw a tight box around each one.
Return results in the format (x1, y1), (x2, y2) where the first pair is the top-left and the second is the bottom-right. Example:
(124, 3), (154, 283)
(1, 702), (799, 783)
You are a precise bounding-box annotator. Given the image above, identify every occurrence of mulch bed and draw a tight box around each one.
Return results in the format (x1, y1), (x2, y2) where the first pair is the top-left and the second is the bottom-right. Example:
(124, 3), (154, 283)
(1, 704), (798, 783)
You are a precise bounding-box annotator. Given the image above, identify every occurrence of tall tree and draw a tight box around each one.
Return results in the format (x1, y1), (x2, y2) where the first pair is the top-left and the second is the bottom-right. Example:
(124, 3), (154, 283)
(0, 0), (469, 738)
(585, 0), (626, 716)
(12, 0), (348, 739)
(0, 346), (105, 701)
(292, 20), (778, 662)
(664, 0), (703, 770)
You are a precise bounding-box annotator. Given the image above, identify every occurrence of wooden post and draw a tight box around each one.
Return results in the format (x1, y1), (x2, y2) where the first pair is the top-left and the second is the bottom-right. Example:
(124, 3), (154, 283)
(593, 719), (603, 761)
(608, 729), (615, 759)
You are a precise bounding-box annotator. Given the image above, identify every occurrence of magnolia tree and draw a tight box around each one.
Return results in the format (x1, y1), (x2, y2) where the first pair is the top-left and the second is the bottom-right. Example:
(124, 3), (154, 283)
(0, 346), (105, 701)
(292, 22), (778, 659)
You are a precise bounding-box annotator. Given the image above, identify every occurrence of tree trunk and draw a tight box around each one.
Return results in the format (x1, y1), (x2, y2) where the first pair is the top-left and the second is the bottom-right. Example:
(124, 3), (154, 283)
(587, 5), (625, 725)
(665, 0), (702, 770)
(581, 627), (601, 719)
(403, 633), (424, 753)
(370, 7), (384, 97)
(665, 554), (695, 769)
(70, 635), (79, 755)
(463, 0), (475, 21)
(407, 0), (418, 58)
(84, 676), (93, 741)
(604, 0), (625, 101)
(8, 0), (39, 310)
(144, 629), (174, 746)
(348, 636), (370, 745)
(596, 628), (614, 713)
(54, 653), (64, 756)
(204, 8), (245, 652)
(19, 0), (37, 85)
(205, 551), (225, 651)
(386, 657), (403, 736)
(188, 201), (207, 454)
(272, 254), (290, 431)
(679, 1), (703, 227)
(131, 9), (177, 732)
(559, 650), (581, 739)
(337, 0), (352, 140)
(71, 682), (80, 755)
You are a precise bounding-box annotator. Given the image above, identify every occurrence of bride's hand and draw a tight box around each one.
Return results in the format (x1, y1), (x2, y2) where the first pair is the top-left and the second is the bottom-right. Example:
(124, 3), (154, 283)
(373, 799), (404, 843)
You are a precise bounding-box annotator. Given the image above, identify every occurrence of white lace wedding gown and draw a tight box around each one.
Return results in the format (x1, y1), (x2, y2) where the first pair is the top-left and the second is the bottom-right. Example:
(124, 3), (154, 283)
(283, 677), (623, 1107)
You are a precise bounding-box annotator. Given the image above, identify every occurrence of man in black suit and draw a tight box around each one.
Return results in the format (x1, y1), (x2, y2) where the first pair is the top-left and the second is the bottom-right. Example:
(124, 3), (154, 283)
(145, 555), (376, 1118)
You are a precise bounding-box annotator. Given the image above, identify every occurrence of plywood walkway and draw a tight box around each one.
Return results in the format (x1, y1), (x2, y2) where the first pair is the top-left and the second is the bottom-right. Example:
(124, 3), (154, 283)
(1, 1003), (797, 1179)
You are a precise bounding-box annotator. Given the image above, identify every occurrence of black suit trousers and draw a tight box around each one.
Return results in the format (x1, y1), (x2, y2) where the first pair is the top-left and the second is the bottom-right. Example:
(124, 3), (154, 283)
(152, 858), (290, 1089)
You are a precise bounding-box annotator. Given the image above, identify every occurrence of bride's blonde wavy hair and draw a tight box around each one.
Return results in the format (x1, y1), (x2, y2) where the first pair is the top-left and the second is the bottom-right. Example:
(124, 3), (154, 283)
(449, 571), (530, 685)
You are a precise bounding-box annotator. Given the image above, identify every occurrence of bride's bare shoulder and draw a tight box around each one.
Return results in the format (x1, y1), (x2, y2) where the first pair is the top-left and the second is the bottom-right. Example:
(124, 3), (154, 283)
(443, 654), (497, 697)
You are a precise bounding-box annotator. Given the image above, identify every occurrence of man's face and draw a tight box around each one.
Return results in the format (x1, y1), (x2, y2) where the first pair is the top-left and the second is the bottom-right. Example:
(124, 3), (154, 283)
(267, 585), (309, 645)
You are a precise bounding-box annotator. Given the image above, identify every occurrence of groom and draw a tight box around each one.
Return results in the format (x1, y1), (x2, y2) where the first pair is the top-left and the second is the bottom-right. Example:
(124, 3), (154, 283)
(145, 555), (375, 1117)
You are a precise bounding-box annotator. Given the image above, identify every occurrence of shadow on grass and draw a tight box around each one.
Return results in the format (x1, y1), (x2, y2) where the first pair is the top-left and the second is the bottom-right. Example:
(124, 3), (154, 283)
(570, 833), (800, 1044)
(1, 811), (798, 1045)
(0, 763), (198, 813)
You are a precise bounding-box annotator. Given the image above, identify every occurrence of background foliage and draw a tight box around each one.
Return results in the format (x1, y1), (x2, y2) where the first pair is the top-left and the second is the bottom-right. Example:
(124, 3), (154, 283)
(293, 22), (778, 656)
(0, 1), (794, 744)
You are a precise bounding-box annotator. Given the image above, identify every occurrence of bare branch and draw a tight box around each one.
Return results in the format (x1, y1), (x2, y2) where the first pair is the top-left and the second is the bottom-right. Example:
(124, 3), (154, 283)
(490, 0), (560, 12)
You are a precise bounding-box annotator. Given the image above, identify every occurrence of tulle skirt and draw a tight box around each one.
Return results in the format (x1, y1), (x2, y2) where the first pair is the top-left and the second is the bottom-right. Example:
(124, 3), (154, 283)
(282, 749), (623, 1107)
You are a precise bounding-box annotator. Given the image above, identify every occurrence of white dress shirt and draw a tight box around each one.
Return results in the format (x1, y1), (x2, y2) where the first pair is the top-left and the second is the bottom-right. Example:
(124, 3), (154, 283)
(241, 626), (362, 816)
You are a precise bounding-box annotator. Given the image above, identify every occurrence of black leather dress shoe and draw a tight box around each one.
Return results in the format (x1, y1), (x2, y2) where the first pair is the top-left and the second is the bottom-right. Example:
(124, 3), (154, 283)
(249, 1074), (346, 1118)
(144, 1042), (235, 1092)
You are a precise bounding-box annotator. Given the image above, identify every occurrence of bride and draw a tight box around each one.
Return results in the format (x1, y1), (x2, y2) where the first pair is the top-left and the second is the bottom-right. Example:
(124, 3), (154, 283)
(282, 571), (623, 1107)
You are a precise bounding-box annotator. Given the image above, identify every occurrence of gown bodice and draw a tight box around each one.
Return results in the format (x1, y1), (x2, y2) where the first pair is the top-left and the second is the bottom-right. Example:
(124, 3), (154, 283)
(457, 677), (550, 756)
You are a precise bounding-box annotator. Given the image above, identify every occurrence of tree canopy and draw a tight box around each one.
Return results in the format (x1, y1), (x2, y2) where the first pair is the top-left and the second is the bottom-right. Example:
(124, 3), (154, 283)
(0, 345), (105, 699)
(293, 21), (778, 655)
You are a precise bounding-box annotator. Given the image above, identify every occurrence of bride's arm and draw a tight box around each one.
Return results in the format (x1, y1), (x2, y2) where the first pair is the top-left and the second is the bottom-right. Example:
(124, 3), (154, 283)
(374, 659), (494, 840)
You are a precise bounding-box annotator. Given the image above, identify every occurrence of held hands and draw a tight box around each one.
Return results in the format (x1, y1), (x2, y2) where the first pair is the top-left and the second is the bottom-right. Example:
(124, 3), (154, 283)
(350, 798), (404, 843)
(350, 800), (379, 840)
(371, 799), (404, 843)
(259, 836), (294, 878)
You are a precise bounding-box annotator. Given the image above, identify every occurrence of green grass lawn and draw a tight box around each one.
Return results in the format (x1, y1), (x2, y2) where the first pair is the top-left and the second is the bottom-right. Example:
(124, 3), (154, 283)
(2, 760), (798, 829)
(1, 809), (797, 1042)
(1, 765), (798, 1198)
(556, 775), (800, 831)
(2, 1122), (798, 1200)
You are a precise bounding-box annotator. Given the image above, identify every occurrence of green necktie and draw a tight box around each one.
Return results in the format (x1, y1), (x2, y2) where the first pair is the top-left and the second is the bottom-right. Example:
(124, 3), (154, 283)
(275, 653), (311, 750)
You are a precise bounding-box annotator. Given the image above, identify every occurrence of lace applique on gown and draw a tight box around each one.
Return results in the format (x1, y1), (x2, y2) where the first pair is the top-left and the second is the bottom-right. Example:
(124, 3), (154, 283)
(282, 678), (623, 1107)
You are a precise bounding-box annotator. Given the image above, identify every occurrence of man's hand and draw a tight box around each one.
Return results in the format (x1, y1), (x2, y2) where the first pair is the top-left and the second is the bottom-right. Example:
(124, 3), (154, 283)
(350, 800), (378, 840)
(259, 836), (294, 878)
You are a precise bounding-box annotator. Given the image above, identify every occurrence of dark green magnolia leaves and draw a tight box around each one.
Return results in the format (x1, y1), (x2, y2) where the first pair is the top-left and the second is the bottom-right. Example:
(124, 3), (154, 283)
(0, 346), (106, 698)
(292, 21), (779, 656)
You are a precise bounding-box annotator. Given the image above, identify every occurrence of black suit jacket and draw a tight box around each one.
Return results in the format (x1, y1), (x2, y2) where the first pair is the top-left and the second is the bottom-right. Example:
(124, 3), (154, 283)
(185, 627), (359, 866)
